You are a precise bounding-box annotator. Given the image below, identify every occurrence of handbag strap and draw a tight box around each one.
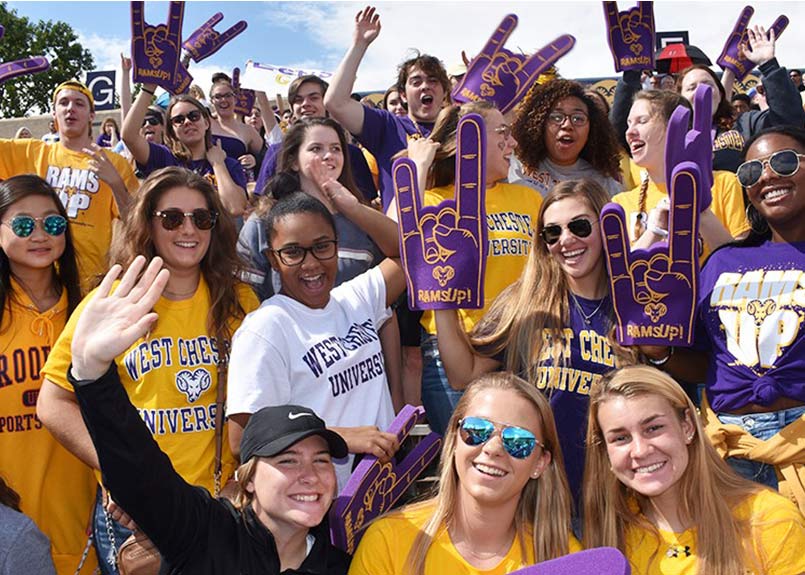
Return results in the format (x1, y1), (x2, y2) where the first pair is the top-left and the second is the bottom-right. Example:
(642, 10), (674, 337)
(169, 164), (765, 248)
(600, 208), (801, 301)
(213, 339), (230, 497)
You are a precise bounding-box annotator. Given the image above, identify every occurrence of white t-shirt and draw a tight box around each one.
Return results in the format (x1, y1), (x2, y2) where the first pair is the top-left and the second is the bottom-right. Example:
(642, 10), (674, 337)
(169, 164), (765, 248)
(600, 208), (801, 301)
(227, 266), (395, 489)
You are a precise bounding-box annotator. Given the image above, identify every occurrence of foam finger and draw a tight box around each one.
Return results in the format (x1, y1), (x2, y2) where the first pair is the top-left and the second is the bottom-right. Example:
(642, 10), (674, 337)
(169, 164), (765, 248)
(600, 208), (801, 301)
(600, 203), (632, 281)
(668, 164), (699, 268)
(455, 113), (485, 232)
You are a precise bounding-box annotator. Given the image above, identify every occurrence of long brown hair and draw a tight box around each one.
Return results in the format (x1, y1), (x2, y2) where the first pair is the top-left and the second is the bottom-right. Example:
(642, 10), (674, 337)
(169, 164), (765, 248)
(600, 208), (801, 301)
(471, 179), (635, 383)
(164, 95), (213, 162)
(110, 167), (247, 344)
(676, 64), (734, 130)
(403, 372), (573, 575)
(583, 366), (765, 575)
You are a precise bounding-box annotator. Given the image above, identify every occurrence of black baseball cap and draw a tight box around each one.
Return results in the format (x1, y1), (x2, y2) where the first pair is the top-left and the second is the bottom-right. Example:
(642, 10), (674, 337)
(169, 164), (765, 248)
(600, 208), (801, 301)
(240, 405), (348, 463)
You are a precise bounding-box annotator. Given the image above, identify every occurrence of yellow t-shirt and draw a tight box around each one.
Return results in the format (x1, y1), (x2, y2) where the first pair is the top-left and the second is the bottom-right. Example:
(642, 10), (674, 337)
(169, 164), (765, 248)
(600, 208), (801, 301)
(42, 277), (259, 492)
(349, 502), (583, 575)
(0, 285), (98, 574)
(0, 139), (139, 291)
(611, 170), (749, 261)
(625, 489), (805, 575)
(420, 182), (542, 334)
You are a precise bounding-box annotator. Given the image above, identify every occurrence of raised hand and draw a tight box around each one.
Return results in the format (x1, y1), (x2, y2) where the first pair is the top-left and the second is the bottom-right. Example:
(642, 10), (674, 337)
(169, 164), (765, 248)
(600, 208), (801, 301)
(131, 1), (192, 95)
(717, 6), (788, 81)
(330, 405), (441, 554)
(664, 83), (714, 210)
(452, 15), (575, 114)
(0, 25), (50, 84)
(182, 12), (247, 64)
(308, 155), (357, 214)
(71, 256), (169, 381)
(603, 2), (655, 72)
(232, 67), (256, 116)
(600, 161), (701, 346)
(395, 113), (487, 310)
(83, 144), (125, 187)
(353, 6), (381, 47)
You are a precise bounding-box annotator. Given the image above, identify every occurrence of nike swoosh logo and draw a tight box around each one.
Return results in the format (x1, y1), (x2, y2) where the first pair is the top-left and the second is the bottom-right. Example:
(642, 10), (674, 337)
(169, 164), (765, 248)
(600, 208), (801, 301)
(288, 412), (314, 420)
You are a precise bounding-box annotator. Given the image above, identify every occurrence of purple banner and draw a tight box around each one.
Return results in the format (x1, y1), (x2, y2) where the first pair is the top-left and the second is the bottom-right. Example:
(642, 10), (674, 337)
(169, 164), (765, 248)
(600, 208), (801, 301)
(329, 405), (441, 554)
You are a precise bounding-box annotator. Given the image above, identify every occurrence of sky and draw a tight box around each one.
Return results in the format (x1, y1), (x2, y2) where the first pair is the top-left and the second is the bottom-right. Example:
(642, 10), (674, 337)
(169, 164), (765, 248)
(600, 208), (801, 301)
(6, 1), (805, 101)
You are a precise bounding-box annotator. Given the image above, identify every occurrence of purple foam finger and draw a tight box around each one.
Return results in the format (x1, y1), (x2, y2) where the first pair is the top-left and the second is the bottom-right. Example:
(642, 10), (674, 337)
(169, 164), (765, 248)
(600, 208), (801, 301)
(182, 11), (248, 64)
(0, 57), (50, 84)
(518, 35), (576, 93)
(770, 15), (790, 41)
(604, 1), (655, 72)
(455, 113), (486, 236)
(329, 405), (442, 553)
(509, 547), (631, 574)
(668, 162), (701, 274)
(717, 6), (755, 80)
(393, 158), (427, 305)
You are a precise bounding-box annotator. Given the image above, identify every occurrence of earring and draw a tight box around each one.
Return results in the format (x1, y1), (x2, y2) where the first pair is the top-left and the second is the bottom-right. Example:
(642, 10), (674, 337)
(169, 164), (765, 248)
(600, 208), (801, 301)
(686, 433), (694, 443)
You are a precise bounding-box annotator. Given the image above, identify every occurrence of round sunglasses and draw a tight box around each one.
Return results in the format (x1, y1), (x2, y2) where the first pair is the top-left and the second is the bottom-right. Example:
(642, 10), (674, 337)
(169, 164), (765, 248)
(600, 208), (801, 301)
(3, 214), (68, 238)
(458, 416), (545, 459)
(736, 149), (805, 188)
(153, 208), (218, 231)
(540, 218), (597, 245)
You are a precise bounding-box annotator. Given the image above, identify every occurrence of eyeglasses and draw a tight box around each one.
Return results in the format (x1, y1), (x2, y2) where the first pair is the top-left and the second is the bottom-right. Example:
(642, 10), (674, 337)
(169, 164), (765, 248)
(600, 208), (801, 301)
(3, 214), (68, 238)
(170, 110), (203, 126)
(272, 240), (338, 266)
(547, 111), (589, 127)
(153, 208), (218, 231)
(458, 417), (544, 459)
(211, 92), (235, 102)
(540, 218), (597, 245)
(736, 149), (805, 188)
(142, 116), (162, 127)
(493, 124), (513, 139)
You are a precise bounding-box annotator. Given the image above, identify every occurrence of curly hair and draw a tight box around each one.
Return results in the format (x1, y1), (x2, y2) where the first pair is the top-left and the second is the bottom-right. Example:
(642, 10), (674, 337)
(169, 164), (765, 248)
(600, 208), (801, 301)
(111, 167), (247, 345)
(513, 79), (621, 181)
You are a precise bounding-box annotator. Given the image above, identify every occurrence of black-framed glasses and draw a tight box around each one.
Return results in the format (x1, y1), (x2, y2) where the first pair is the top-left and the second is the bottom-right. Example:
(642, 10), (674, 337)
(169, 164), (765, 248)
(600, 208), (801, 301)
(153, 208), (218, 231)
(170, 110), (203, 126)
(3, 214), (67, 238)
(272, 240), (338, 266)
(547, 111), (589, 127)
(458, 416), (545, 459)
(540, 218), (597, 245)
(211, 92), (235, 102)
(736, 149), (805, 187)
(142, 116), (162, 127)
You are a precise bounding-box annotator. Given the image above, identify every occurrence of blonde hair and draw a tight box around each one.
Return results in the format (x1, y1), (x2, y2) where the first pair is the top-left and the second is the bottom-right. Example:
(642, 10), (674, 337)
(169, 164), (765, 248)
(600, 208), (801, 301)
(403, 372), (573, 575)
(471, 179), (636, 385)
(231, 457), (259, 510)
(583, 366), (764, 575)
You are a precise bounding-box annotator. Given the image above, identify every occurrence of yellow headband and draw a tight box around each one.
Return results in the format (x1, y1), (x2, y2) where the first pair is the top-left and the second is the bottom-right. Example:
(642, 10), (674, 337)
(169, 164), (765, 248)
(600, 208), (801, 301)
(52, 80), (95, 111)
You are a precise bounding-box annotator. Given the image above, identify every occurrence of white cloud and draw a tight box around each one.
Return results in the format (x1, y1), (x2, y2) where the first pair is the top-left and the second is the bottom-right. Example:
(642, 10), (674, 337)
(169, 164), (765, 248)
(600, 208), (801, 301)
(266, 1), (805, 91)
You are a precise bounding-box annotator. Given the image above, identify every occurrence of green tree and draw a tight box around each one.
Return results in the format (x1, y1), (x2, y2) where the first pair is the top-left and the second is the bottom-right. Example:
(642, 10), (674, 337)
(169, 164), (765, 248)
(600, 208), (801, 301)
(0, 2), (94, 118)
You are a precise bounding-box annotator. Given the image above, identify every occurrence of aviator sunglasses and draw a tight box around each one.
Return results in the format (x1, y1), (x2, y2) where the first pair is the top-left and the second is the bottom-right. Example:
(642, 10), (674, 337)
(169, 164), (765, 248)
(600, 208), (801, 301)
(153, 208), (218, 231)
(458, 416), (544, 459)
(170, 110), (203, 126)
(3, 214), (68, 238)
(540, 218), (597, 245)
(736, 149), (805, 187)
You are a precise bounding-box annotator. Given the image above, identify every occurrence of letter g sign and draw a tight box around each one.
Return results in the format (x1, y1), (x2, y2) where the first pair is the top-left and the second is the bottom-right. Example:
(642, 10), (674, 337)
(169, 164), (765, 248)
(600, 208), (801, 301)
(86, 70), (117, 110)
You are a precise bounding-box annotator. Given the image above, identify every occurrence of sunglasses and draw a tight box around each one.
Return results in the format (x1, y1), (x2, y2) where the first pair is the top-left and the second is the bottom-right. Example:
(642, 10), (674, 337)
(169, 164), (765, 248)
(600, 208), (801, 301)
(3, 214), (67, 238)
(142, 116), (162, 127)
(458, 416), (544, 459)
(153, 208), (218, 231)
(272, 240), (338, 266)
(540, 218), (597, 245)
(736, 149), (805, 187)
(170, 110), (203, 126)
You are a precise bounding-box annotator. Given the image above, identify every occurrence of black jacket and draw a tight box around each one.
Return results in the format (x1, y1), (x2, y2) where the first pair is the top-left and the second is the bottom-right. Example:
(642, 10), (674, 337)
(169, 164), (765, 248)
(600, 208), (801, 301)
(72, 365), (351, 575)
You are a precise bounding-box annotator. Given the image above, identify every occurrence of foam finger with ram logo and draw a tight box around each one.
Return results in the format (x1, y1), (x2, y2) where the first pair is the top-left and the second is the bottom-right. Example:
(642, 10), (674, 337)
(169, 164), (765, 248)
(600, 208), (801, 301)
(182, 12), (248, 64)
(232, 67), (256, 116)
(717, 6), (789, 81)
(131, 1), (192, 95)
(603, 1), (655, 72)
(329, 405), (442, 554)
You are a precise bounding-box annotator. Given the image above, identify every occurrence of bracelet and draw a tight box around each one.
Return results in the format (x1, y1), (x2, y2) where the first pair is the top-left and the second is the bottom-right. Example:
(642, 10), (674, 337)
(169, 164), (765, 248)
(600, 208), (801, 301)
(141, 87), (155, 96)
(649, 224), (669, 238)
(647, 347), (674, 366)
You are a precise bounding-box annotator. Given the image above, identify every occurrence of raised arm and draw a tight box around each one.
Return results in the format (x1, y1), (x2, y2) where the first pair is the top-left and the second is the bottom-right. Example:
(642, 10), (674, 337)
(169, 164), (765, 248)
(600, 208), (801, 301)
(206, 141), (247, 216)
(434, 309), (500, 390)
(121, 82), (156, 165)
(120, 54), (133, 125)
(323, 6), (381, 135)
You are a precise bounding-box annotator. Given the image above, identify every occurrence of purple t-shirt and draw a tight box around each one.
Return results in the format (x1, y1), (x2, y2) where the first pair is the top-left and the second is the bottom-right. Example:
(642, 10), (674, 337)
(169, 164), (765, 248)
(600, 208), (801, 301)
(698, 241), (805, 412)
(495, 294), (615, 508)
(357, 107), (433, 208)
(138, 142), (247, 191)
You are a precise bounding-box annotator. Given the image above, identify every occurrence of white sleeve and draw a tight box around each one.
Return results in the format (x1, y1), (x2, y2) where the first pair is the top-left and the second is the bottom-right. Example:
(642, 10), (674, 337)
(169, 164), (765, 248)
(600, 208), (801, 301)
(264, 124), (283, 147)
(344, 267), (388, 329)
(226, 319), (291, 415)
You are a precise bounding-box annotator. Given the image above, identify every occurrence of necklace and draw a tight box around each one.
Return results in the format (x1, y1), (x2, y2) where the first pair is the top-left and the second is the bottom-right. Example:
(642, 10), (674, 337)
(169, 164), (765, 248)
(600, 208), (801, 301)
(163, 287), (197, 299)
(452, 528), (514, 562)
(570, 293), (607, 325)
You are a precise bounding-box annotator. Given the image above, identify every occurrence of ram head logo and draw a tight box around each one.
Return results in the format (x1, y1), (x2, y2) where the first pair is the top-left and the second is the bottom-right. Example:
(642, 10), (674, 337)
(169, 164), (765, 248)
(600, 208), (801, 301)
(175, 368), (212, 403)
(746, 299), (776, 326)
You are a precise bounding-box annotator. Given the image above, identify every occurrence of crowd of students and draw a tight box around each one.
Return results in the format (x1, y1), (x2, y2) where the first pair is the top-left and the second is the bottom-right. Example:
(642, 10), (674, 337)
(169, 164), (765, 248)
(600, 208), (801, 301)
(2, 3), (805, 575)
